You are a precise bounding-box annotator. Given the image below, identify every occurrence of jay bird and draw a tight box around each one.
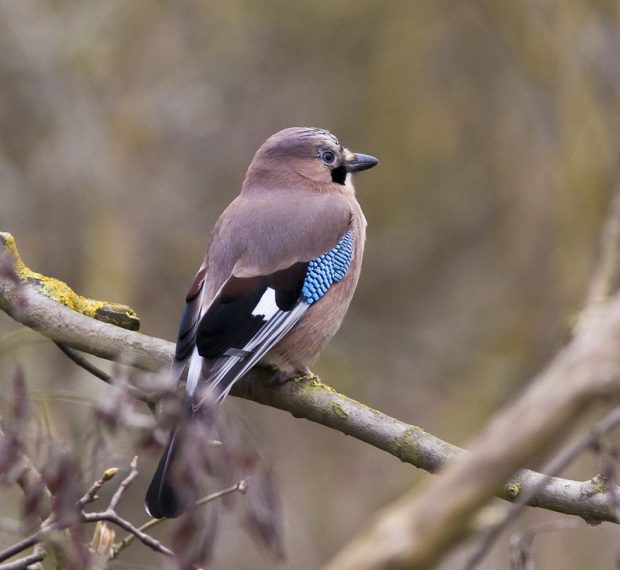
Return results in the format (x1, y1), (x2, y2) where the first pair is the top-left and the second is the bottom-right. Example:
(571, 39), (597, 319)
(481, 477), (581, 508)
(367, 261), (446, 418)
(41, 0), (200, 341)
(145, 127), (378, 518)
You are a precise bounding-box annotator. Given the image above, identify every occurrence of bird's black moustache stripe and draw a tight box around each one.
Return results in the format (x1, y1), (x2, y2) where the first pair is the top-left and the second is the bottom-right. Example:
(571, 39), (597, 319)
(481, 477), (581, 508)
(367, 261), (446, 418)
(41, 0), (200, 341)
(331, 165), (346, 185)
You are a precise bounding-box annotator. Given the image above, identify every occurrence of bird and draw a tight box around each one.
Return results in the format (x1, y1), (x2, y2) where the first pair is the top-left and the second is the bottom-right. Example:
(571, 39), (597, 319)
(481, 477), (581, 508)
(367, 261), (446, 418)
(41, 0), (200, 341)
(145, 127), (378, 519)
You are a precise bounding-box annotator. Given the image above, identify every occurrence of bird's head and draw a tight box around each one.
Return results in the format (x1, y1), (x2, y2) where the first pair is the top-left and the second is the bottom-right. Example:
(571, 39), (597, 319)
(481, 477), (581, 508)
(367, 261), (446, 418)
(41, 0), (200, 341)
(244, 127), (378, 190)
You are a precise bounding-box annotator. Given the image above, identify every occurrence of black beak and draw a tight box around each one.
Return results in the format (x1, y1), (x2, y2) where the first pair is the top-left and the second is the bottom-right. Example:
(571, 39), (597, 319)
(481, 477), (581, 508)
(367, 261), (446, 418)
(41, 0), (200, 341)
(345, 152), (379, 173)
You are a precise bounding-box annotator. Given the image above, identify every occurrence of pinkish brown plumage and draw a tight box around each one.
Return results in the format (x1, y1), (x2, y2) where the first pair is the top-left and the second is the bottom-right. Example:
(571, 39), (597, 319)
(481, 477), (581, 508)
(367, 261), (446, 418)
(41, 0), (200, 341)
(146, 127), (378, 518)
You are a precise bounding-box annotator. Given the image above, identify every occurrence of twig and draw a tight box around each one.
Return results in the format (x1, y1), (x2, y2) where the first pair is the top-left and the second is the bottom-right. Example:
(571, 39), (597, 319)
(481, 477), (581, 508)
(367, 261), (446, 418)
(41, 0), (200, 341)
(82, 512), (174, 558)
(79, 467), (120, 508)
(196, 479), (247, 507)
(0, 458), (175, 565)
(112, 479), (247, 558)
(464, 406), (620, 570)
(80, 457), (174, 558)
(53, 342), (150, 405)
(0, 532), (43, 565)
(54, 341), (112, 384)
(108, 457), (137, 511)
(0, 551), (46, 570)
(29, 544), (45, 570)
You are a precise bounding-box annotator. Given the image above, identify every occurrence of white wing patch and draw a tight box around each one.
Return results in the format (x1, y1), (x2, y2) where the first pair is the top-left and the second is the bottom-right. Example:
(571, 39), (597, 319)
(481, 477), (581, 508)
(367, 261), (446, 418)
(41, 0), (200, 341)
(183, 281), (310, 406)
(186, 347), (204, 396)
(251, 287), (278, 318)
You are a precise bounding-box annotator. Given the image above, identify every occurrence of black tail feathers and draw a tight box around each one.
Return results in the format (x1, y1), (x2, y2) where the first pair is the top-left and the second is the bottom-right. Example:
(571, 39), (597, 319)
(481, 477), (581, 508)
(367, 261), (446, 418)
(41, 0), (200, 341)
(145, 398), (218, 519)
(145, 428), (186, 519)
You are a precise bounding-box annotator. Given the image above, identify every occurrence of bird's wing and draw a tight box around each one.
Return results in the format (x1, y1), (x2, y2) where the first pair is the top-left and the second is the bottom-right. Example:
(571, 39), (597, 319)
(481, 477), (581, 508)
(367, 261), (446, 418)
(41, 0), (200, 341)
(170, 261), (208, 382)
(171, 191), (354, 388)
(182, 222), (355, 407)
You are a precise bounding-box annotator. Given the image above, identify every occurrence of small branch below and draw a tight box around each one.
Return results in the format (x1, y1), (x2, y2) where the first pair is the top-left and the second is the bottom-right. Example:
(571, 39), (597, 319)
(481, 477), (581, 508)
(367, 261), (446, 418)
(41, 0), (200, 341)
(0, 551), (46, 570)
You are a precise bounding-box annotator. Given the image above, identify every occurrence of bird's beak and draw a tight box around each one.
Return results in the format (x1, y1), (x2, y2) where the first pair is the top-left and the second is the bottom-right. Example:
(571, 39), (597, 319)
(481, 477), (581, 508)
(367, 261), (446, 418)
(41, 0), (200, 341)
(344, 150), (379, 173)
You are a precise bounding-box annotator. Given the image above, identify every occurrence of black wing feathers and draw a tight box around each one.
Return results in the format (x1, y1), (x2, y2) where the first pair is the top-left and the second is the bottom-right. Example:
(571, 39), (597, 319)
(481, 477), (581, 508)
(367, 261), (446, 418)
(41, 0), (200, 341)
(271, 262), (308, 310)
(196, 277), (268, 359)
(194, 263), (308, 361)
(174, 266), (207, 363)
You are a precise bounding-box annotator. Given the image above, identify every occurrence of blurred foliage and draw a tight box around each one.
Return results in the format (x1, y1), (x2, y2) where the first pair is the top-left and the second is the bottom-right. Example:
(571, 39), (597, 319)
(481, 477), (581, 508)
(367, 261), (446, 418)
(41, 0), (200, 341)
(1, 1), (620, 568)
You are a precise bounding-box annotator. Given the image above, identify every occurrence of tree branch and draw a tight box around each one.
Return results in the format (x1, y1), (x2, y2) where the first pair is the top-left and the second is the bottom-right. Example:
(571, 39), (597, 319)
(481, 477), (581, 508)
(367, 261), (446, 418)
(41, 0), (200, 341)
(1, 232), (619, 536)
(464, 405), (620, 569)
(111, 480), (247, 558)
(323, 177), (620, 570)
(0, 458), (175, 566)
(0, 551), (46, 570)
(79, 457), (175, 558)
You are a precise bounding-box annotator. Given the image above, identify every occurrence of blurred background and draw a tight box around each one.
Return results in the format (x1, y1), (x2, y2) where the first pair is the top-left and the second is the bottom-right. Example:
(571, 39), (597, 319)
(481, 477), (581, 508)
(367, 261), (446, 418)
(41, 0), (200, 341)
(1, 1), (620, 568)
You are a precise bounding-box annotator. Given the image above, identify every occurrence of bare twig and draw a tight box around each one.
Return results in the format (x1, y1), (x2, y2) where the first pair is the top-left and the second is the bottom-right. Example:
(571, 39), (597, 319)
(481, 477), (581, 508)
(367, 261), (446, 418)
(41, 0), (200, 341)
(107, 457), (137, 511)
(0, 532), (42, 565)
(80, 457), (174, 558)
(0, 551), (46, 570)
(54, 341), (112, 384)
(464, 406), (620, 569)
(112, 479), (247, 558)
(82, 512), (174, 558)
(29, 544), (45, 570)
(79, 468), (120, 508)
(0, 458), (174, 565)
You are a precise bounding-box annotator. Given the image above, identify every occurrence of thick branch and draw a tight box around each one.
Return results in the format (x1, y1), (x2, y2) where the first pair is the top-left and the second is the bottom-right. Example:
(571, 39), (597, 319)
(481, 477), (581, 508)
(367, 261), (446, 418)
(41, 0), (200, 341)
(324, 180), (620, 570)
(0, 233), (618, 531)
(324, 296), (620, 570)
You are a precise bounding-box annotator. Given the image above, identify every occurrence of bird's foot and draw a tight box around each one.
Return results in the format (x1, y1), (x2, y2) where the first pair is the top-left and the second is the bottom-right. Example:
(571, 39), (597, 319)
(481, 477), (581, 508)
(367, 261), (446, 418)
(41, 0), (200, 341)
(266, 367), (313, 386)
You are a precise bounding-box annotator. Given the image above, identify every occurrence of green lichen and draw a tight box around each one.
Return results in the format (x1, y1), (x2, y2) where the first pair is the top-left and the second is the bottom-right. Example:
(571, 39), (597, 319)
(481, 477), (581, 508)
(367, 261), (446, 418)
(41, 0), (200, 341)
(505, 481), (521, 499)
(292, 373), (337, 393)
(331, 402), (348, 420)
(388, 429), (420, 464)
(591, 474), (607, 495)
(0, 232), (140, 331)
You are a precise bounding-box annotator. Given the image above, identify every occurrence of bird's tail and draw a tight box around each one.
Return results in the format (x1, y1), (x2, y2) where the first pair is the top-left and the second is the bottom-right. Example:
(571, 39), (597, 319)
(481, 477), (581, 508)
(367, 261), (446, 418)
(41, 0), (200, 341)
(145, 424), (186, 519)
(145, 396), (218, 519)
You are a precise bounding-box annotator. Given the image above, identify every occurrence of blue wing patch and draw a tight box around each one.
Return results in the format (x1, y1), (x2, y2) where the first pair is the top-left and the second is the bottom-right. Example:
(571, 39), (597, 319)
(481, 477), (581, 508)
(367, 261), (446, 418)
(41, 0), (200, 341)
(302, 230), (354, 304)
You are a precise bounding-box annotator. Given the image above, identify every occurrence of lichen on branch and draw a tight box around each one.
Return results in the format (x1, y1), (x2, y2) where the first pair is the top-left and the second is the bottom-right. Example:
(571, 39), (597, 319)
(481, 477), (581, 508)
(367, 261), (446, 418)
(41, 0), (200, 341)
(0, 232), (139, 331)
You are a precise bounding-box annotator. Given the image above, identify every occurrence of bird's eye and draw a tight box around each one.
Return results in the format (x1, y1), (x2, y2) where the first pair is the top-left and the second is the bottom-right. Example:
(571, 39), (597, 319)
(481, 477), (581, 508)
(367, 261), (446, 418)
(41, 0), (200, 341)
(321, 150), (336, 165)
